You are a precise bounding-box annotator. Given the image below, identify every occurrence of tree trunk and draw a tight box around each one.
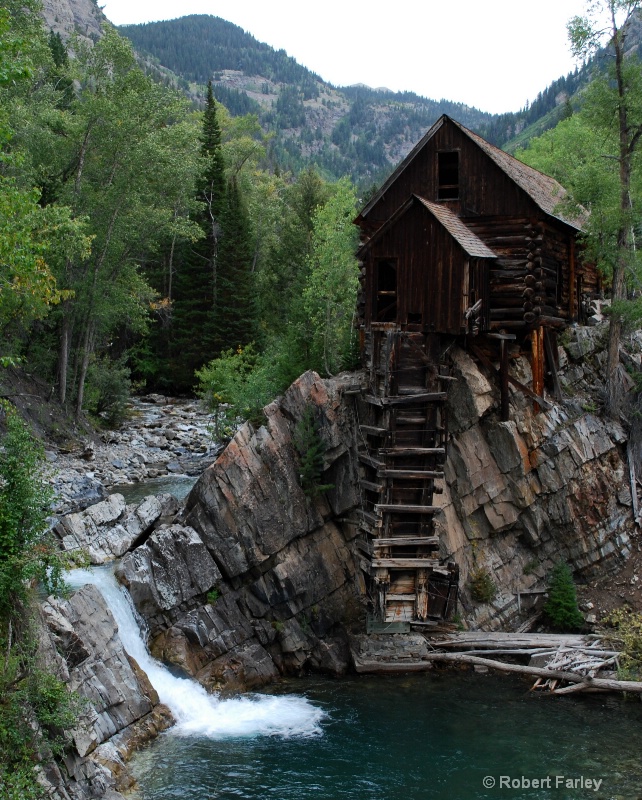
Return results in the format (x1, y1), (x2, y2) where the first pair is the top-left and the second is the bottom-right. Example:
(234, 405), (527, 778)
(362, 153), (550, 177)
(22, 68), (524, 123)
(58, 309), (72, 405)
(75, 321), (94, 418)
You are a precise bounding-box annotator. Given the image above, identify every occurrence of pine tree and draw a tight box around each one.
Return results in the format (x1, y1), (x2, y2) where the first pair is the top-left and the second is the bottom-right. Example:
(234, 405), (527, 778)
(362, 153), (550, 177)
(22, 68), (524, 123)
(215, 176), (256, 352)
(170, 82), (227, 389)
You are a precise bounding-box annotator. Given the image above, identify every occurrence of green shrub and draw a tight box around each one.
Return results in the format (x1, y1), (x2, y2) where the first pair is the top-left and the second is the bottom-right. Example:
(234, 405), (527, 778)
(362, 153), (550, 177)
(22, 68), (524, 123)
(543, 561), (584, 631)
(83, 356), (131, 428)
(0, 402), (78, 798)
(603, 608), (642, 679)
(468, 567), (497, 603)
(196, 343), (275, 437)
(292, 406), (334, 497)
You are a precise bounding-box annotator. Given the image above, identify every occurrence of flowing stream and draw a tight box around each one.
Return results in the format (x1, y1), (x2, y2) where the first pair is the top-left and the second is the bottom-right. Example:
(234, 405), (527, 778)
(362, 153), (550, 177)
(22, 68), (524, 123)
(66, 567), (325, 739)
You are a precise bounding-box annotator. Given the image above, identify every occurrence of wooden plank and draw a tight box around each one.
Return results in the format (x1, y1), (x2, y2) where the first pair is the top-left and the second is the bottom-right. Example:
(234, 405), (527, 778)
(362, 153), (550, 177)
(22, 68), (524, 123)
(372, 558), (440, 569)
(374, 536), (439, 547)
(360, 479), (383, 493)
(380, 447), (446, 456)
(360, 424), (386, 435)
(387, 593), (417, 601)
(378, 469), (444, 479)
(358, 452), (384, 469)
(375, 503), (439, 514)
(363, 393), (447, 407)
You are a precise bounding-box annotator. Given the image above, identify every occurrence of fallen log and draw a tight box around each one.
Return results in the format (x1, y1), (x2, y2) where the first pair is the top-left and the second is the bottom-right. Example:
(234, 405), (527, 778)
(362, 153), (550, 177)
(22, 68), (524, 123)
(353, 653), (642, 694)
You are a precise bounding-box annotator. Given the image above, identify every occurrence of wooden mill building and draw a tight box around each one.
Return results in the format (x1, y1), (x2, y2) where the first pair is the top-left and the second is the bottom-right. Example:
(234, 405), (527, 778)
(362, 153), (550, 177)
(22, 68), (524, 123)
(354, 114), (598, 626)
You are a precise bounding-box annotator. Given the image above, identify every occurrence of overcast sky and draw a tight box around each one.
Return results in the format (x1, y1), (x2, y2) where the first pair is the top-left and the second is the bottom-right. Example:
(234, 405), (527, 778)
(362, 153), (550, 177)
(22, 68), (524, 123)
(101, 0), (588, 114)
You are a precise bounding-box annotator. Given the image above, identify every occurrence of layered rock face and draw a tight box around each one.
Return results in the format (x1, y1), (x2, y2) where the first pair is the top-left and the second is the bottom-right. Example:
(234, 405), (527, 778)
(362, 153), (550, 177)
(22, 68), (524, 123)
(38, 586), (172, 799)
(439, 330), (635, 628)
(41, 0), (105, 41)
(117, 371), (363, 689)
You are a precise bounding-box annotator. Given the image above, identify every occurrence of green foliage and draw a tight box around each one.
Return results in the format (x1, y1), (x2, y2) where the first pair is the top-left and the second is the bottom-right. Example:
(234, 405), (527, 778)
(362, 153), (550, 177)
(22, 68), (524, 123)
(468, 567), (497, 604)
(0, 400), (80, 798)
(302, 178), (360, 376)
(543, 562), (584, 632)
(206, 588), (220, 604)
(0, 401), (67, 618)
(292, 406), (334, 497)
(83, 356), (132, 428)
(196, 344), (273, 436)
(603, 607), (642, 679)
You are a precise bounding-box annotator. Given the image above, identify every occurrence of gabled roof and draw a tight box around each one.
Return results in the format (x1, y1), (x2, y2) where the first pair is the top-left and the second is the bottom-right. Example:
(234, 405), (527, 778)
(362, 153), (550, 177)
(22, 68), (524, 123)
(358, 194), (497, 259)
(416, 198), (496, 258)
(358, 115), (586, 231)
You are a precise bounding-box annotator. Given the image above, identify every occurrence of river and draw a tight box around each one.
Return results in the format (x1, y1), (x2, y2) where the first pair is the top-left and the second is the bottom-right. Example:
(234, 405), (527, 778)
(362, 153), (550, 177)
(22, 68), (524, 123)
(67, 568), (642, 800)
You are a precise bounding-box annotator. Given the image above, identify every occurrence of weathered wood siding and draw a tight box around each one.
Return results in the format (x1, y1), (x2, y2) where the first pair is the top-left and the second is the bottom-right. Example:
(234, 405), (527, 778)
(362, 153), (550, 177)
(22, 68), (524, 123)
(364, 120), (542, 230)
(362, 203), (472, 335)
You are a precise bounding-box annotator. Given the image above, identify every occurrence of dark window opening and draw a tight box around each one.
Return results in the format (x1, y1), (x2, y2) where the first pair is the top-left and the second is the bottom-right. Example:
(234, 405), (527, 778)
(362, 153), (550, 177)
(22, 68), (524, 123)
(407, 312), (422, 324)
(438, 151), (459, 200)
(374, 258), (397, 322)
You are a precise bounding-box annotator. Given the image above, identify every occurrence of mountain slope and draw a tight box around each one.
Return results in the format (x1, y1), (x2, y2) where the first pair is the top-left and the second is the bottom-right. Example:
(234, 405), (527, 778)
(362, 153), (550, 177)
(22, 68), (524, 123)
(119, 15), (498, 186)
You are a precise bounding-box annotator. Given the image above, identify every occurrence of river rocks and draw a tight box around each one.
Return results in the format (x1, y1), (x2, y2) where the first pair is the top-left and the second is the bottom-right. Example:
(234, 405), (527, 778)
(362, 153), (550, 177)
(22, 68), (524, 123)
(53, 494), (175, 564)
(119, 371), (362, 689)
(49, 397), (222, 513)
(38, 584), (172, 799)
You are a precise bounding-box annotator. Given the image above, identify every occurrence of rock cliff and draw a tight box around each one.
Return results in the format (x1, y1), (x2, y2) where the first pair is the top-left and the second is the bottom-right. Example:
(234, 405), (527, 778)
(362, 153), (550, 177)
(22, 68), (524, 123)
(38, 585), (172, 799)
(40, 0), (105, 41)
(116, 370), (363, 688)
(437, 329), (635, 628)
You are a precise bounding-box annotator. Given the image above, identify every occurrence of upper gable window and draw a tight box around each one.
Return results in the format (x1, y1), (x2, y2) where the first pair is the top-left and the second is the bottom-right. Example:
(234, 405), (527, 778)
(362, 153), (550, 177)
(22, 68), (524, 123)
(438, 151), (459, 200)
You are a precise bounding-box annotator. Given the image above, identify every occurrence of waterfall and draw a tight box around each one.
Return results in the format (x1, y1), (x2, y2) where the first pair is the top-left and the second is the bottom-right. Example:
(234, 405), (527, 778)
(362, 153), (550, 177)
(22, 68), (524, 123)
(66, 567), (326, 739)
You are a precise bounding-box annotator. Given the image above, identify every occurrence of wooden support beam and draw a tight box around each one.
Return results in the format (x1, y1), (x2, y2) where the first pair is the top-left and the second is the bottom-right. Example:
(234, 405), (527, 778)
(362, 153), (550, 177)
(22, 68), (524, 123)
(360, 425), (386, 435)
(375, 504), (439, 514)
(360, 479), (383, 493)
(364, 392), (447, 407)
(358, 452), (384, 469)
(470, 344), (552, 411)
(378, 469), (444, 479)
(372, 558), (440, 569)
(380, 447), (446, 457)
(374, 536), (439, 547)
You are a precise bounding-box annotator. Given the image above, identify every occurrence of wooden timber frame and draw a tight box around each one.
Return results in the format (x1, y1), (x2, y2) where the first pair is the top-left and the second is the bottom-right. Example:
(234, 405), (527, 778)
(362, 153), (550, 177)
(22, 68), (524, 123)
(353, 115), (601, 625)
(356, 326), (459, 624)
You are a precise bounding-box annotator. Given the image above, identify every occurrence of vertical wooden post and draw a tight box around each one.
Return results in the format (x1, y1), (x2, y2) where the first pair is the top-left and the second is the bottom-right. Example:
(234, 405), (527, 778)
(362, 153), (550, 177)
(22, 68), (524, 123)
(569, 239), (576, 321)
(500, 339), (510, 422)
(531, 326), (544, 413)
(416, 569), (429, 621)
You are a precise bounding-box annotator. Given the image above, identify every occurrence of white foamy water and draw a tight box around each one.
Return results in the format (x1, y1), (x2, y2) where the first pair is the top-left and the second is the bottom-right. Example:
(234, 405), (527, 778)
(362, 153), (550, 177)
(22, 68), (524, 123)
(66, 566), (326, 739)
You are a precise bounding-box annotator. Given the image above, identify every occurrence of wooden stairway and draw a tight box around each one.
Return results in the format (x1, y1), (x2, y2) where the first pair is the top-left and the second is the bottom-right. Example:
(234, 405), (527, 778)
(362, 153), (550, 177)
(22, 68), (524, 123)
(357, 329), (459, 624)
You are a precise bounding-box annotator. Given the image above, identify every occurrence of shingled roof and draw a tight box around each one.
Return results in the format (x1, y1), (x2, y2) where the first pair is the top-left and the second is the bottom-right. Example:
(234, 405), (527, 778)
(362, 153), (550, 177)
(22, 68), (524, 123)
(416, 197), (496, 258)
(358, 195), (497, 259)
(359, 115), (586, 232)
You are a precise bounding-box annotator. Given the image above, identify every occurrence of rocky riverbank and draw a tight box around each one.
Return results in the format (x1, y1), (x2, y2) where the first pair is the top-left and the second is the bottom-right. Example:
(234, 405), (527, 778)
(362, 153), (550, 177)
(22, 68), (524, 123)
(46, 395), (222, 515)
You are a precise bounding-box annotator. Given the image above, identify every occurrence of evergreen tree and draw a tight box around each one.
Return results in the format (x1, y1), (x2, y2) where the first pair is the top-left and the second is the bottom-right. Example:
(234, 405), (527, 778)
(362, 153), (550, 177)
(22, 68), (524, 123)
(170, 82), (227, 388)
(215, 175), (256, 352)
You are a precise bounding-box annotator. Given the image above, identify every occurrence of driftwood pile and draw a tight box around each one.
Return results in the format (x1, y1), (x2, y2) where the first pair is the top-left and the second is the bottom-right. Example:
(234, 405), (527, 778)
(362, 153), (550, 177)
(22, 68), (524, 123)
(354, 632), (642, 696)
